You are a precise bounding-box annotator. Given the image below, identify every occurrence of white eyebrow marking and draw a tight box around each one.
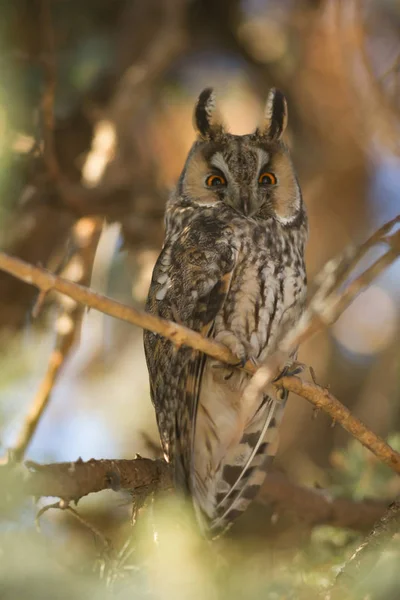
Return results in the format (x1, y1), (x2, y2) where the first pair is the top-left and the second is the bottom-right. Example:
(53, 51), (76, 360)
(255, 148), (269, 171)
(210, 152), (231, 178)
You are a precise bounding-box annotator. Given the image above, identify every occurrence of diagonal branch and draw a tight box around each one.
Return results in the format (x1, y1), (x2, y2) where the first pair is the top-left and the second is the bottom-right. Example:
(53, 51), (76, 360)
(10, 218), (103, 462)
(277, 377), (400, 474)
(0, 251), (238, 366)
(0, 217), (399, 474)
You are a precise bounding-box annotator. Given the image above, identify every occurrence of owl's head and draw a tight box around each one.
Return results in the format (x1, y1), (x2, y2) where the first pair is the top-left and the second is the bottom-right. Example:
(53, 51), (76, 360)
(178, 88), (303, 225)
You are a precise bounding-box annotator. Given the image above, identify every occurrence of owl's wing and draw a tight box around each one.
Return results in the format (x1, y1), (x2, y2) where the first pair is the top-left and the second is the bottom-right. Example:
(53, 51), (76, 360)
(144, 216), (284, 535)
(144, 216), (238, 487)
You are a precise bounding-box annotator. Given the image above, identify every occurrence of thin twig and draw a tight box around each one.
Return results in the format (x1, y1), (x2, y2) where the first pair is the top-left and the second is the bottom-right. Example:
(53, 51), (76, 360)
(8, 0), (105, 461)
(282, 226), (400, 352)
(381, 54), (400, 81)
(35, 497), (112, 553)
(11, 218), (103, 461)
(327, 214), (400, 292)
(330, 498), (400, 598)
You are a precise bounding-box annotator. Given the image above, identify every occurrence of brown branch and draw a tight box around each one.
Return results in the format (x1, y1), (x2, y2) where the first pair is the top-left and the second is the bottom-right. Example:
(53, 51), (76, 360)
(242, 222), (400, 432)
(1, 219), (399, 375)
(0, 458), (389, 533)
(24, 458), (172, 500)
(0, 251), (239, 367)
(277, 377), (400, 474)
(11, 218), (103, 462)
(0, 218), (400, 475)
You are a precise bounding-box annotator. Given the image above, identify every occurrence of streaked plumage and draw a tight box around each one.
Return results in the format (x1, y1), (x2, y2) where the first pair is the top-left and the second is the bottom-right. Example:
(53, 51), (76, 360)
(144, 88), (308, 535)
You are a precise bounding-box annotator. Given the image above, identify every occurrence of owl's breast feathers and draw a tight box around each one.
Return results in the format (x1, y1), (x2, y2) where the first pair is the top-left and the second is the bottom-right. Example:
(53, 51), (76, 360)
(144, 201), (307, 534)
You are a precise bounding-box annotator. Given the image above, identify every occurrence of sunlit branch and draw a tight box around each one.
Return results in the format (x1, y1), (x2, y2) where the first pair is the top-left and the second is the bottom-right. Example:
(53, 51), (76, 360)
(11, 218), (103, 462)
(0, 217), (399, 473)
(0, 458), (388, 532)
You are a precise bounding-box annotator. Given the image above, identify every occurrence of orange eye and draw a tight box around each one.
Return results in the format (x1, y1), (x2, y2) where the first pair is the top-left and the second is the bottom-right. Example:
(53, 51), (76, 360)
(258, 172), (277, 185)
(206, 174), (226, 187)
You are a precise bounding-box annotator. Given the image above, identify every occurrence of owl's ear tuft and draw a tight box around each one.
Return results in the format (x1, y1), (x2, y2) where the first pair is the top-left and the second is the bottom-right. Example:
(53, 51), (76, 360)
(194, 88), (225, 139)
(259, 88), (288, 141)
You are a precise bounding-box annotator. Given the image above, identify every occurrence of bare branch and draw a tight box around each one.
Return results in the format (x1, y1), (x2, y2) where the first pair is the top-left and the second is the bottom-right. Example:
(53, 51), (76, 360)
(277, 377), (400, 474)
(242, 221), (400, 436)
(24, 458), (172, 500)
(0, 250), (239, 366)
(11, 218), (103, 462)
(282, 225), (400, 352)
(0, 458), (389, 533)
(324, 214), (400, 293)
(0, 217), (400, 475)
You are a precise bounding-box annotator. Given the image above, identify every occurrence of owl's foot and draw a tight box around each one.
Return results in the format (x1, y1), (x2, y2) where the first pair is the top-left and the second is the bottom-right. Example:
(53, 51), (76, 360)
(214, 330), (253, 365)
(212, 331), (257, 382)
(276, 360), (305, 380)
(243, 350), (295, 406)
(214, 331), (259, 372)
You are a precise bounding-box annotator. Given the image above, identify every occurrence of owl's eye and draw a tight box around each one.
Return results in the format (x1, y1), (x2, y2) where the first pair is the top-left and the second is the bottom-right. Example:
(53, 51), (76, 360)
(206, 174), (227, 187)
(258, 172), (277, 185)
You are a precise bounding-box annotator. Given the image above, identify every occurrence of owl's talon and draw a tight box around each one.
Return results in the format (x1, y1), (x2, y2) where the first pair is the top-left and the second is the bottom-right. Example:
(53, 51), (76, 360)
(278, 361), (305, 379)
(231, 359), (246, 369)
(224, 370), (235, 381)
(214, 330), (254, 369)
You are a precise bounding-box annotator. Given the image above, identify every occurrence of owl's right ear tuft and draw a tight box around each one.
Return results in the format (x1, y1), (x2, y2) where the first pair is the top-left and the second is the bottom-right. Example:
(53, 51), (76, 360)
(259, 88), (288, 141)
(193, 88), (225, 139)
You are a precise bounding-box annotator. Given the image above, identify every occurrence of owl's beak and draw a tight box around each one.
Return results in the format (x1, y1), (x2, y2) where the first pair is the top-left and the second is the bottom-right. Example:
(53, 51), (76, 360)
(241, 196), (258, 216)
(241, 196), (251, 216)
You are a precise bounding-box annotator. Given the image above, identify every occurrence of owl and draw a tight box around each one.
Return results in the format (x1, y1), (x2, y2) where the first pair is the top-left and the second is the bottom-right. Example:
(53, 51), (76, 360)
(144, 88), (308, 536)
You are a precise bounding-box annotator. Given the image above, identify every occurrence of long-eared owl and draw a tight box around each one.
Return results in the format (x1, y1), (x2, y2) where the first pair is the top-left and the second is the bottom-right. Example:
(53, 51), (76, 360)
(144, 88), (308, 536)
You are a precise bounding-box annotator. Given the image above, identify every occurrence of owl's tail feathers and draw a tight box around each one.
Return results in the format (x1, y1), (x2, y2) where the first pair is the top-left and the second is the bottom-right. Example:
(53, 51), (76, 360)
(207, 391), (288, 537)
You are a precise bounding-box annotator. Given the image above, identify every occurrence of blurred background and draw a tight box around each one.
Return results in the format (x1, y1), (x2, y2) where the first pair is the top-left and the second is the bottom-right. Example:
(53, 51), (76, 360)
(0, 0), (400, 598)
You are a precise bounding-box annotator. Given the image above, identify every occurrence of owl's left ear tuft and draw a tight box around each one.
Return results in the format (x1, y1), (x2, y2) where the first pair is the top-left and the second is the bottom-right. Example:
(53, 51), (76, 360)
(259, 88), (288, 141)
(194, 88), (225, 139)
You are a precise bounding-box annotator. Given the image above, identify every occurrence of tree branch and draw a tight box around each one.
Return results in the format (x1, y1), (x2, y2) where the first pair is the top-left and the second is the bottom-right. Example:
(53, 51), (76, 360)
(0, 458), (389, 532)
(0, 218), (400, 475)
(277, 377), (400, 474)
(242, 220), (400, 442)
(0, 251), (238, 366)
(10, 218), (103, 462)
(281, 223), (400, 352)
(25, 457), (171, 500)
